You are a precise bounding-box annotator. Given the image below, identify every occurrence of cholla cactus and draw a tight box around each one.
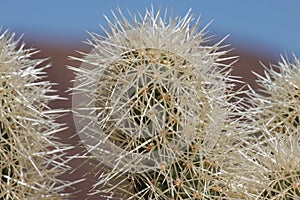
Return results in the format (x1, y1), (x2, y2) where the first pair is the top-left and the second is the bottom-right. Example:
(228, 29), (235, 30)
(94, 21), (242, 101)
(71, 8), (246, 199)
(251, 55), (300, 134)
(235, 56), (300, 198)
(237, 129), (300, 199)
(0, 30), (70, 199)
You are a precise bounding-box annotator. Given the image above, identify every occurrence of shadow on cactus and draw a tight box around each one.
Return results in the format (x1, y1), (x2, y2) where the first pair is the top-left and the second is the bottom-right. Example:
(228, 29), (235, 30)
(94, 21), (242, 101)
(71, 8), (243, 199)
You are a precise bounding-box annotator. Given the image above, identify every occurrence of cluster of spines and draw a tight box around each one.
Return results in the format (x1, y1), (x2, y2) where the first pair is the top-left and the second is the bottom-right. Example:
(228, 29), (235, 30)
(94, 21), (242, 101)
(235, 56), (300, 199)
(0, 30), (70, 199)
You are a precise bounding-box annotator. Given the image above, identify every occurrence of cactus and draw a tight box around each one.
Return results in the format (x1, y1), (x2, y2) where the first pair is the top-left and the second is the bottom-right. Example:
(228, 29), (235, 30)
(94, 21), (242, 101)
(237, 128), (300, 199)
(252, 55), (300, 134)
(71, 8), (246, 199)
(1, 6), (299, 199)
(0, 30), (70, 199)
(236, 56), (300, 199)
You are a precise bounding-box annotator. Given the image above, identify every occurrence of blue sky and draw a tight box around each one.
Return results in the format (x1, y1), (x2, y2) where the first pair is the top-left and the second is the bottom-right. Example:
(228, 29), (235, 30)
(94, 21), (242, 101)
(0, 1), (299, 57)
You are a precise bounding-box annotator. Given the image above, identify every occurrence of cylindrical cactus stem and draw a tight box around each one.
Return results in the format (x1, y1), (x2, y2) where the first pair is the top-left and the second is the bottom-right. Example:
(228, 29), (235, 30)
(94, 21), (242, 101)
(236, 55), (300, 199)
(236, 129), (300, 199)
(250, 55), (300, 135)
(0, 30), (70, 199)
(71, 8), (244, 199)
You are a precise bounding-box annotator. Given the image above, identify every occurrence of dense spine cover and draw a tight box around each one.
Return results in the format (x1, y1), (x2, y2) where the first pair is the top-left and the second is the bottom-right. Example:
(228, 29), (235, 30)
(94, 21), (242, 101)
(236, 56), (300, 199)
(71, 8), (247, 199)
(0, 30), (70, 199)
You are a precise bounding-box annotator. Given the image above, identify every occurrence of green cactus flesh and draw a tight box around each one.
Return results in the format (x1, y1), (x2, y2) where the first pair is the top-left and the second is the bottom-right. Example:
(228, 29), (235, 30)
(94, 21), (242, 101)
(132, 151), (227, 199)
